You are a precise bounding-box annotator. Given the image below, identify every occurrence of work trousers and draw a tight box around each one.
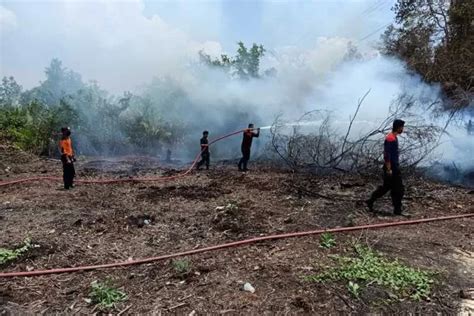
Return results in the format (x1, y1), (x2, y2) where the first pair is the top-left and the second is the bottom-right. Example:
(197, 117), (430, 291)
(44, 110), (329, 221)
(197, 152), (210, 170)
(61, 156), (75, 189)
(238, 148), (251, 170)
(370, 169), (404, 214)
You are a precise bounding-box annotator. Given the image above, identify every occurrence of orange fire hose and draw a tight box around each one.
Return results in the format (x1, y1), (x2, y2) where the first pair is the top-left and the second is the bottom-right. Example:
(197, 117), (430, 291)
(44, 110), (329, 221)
(0, 213), (472, 278)
(0, 129), (245, 187)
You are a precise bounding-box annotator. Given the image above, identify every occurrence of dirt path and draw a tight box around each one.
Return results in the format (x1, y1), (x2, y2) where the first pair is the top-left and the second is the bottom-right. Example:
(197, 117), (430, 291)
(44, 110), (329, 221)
(1, 157), (473, 314)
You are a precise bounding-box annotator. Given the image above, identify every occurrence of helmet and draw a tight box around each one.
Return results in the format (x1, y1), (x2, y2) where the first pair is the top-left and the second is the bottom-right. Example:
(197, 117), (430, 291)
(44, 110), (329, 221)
(61, 127), (71, 136)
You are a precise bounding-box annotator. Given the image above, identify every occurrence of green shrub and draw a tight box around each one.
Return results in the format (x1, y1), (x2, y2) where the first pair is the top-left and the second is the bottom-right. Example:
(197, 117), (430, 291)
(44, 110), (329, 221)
(89, 280), (127, 309)
(0, 238), (35, 265)
(172, 259), (191, 275)
(306, 244), (436, 301)
(319, 232), (336, 249)
(0, 101), (78, 155)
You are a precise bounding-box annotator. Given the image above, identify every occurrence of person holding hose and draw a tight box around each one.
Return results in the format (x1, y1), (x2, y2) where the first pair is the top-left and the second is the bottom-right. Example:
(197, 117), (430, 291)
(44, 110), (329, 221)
(238, 124), (260, 172)
(59, 127), (76, 190)
(367, 119), (406, 216)
(196, 130), (210, 170)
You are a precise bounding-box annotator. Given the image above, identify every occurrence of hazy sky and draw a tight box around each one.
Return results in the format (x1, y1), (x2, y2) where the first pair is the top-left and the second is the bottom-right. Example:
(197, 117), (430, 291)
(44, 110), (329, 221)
(0, 0), (395, 93)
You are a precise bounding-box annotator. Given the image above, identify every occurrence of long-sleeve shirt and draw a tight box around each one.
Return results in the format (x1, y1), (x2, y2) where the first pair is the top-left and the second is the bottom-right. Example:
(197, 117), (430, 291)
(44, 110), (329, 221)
(241, 129), (259, 150)
(200, 137), (209, 154)
(383, 132), (399, 171)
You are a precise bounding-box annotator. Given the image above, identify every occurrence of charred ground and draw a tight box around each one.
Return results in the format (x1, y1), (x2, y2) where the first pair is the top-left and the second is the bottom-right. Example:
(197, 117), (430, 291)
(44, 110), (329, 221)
(0, 149), (473, 314)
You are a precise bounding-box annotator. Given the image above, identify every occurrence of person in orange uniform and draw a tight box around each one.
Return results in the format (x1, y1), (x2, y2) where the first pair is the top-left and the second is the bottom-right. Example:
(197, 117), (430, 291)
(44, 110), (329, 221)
(59, 127), (76, 190)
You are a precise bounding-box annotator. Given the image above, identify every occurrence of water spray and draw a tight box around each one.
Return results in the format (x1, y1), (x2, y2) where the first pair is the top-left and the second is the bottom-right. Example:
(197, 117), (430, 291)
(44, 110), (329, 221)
(259, 119), (379, 131)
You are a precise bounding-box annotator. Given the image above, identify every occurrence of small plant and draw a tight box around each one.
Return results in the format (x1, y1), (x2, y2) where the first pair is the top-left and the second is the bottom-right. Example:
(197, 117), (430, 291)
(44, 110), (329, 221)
(347, 281), (360, 298)
(89, 280), (127, 309)
(173, 259), (191, 275)
(0, 238), (35, 265)
(0, 249), (17, 265)
(306, 244), (436, 301)
(319, 233), (336, 249)
(226, 201), (238, 211)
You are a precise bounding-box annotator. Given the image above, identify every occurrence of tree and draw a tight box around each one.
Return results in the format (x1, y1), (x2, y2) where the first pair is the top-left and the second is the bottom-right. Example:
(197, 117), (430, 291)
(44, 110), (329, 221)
(200, 42), (266, 80)
(382, 0), (473, 109)
(234, 42), (265, 79)
(22, 58), (84, 106)
(0, 76), (22, 107)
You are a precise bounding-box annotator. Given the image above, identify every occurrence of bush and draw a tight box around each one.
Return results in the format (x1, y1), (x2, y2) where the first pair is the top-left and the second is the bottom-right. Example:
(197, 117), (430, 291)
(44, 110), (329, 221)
(0, 101), (78, 155)
(89, 280), (127, 310)
(306, 244), (436, 301)
(0, 238), (36, 265)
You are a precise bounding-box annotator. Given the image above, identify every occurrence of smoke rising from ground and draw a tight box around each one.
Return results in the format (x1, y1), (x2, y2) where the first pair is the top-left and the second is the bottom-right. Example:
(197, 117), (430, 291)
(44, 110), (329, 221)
(1, 0), (472, 172)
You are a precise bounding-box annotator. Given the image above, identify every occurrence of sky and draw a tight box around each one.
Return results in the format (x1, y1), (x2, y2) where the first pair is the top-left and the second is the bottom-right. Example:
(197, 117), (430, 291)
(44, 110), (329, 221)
(1, 0), (471, 167)
(0, 0), (395, 93)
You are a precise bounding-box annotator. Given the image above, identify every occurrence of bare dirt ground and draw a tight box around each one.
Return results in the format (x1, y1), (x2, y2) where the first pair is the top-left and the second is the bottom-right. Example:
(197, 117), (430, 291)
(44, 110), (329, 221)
(0, 148), (473, 315)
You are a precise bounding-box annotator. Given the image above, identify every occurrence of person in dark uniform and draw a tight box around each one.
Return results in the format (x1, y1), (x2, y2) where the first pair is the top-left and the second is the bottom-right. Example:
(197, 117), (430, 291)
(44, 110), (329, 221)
(196, 130), (210, 170)
(59, 127), (76, 190)
(238, 124), (260, 172)
(367, 119), (406, 216)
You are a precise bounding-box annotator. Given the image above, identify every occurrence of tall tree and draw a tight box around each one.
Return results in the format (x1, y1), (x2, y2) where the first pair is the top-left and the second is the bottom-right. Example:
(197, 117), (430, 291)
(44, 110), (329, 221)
(382, 0), (473, 109)
(200, 42), (266, 80)
(0, 76), (22, 107)
(22, 58), (84, 106)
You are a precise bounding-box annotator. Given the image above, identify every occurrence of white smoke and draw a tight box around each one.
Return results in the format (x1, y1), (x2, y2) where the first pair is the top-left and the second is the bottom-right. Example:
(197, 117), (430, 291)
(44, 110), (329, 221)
(1, 0), (472, 173)
(0, 5), (17, 33)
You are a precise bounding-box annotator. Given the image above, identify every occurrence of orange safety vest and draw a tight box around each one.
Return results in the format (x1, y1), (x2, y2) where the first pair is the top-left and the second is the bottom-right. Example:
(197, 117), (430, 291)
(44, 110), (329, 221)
(59, 138), (74, 156)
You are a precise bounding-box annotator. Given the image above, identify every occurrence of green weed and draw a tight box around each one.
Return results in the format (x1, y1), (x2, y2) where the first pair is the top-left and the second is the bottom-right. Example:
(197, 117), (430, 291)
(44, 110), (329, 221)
(347, 281), (360, 298)
(226, 201), (238, 211)
(306, 244), (435, 301)
(0, 238), (35, 265)
(89, 280), (127, 309)
(172, 259), (191, 275)
(319, 232), (336, 249)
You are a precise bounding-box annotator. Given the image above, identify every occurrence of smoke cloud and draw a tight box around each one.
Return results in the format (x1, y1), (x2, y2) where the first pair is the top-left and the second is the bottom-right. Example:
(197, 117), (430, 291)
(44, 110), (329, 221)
(1, 0), (472, 177)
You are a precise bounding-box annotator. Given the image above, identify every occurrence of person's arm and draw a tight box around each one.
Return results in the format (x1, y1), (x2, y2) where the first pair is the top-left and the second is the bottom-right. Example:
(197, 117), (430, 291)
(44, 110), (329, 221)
(253, 128), (260, 138)
(200, 139), (209, 149)
(59, 140), (64, 156)
(71, 139), (76, 161)
(384, 140), (395, 175)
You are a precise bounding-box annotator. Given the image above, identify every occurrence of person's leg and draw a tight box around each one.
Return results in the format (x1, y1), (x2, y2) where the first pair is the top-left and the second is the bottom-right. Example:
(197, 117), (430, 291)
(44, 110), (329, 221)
(65, 163), (74, 189)
(205, 153), (210, 170)
(238, 148), (245, 170)
(61, 156), (69, 189)
(70, 162), (75, 188)
(367, 172), (391, 211)
(242, 150), (250, 171)
(391, 173), (404, 214)
(196, 155), (204, 169)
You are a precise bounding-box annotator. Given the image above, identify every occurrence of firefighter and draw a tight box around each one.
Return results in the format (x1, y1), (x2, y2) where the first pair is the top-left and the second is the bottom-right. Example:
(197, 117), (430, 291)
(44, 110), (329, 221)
(59, 127), (76, 190)
(238, 124), (260, 172)
(367, 119), (406, 216)
(196, 130), (210, 170)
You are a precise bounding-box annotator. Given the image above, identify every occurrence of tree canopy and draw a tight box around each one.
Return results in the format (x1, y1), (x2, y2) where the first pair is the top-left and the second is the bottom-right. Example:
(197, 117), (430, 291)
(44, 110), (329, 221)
(382, 0), (473, 109)
(199, 42), (269, 80)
